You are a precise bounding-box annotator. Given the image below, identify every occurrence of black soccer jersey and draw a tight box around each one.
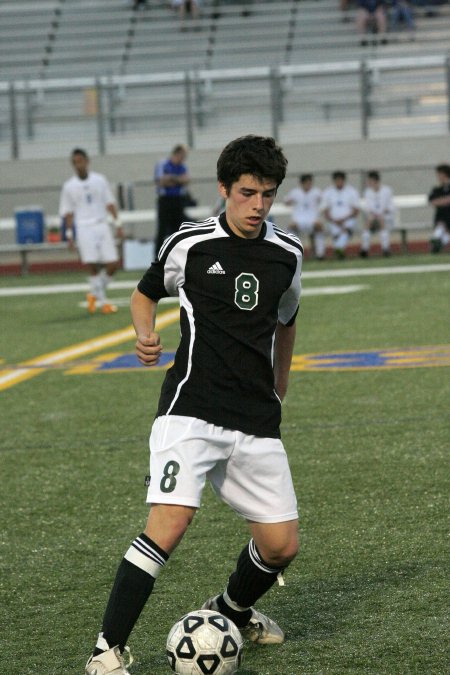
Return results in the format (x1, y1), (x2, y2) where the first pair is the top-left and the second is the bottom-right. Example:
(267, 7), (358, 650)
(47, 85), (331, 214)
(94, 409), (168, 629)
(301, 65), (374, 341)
(138, 213), (303, 438)
(429, 184), (450, 226)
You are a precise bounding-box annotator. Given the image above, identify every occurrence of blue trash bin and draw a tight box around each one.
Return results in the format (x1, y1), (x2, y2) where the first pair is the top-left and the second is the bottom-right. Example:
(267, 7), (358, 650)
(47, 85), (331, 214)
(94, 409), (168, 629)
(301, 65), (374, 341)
(15, 207), (45, 244)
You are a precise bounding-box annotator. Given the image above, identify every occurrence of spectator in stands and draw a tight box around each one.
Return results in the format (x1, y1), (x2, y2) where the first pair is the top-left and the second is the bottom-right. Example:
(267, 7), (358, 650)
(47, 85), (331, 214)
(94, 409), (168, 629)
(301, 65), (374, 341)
(284, 174), (326, 260)
(356, 0), (388, 45)
(428, 163), (450, 254)
(172, 0), (201, 30)
(154, 144), (191, 254)
(413, 0), (443, 19)
(340, 0), (354, 23)
(321, 171), (360, 259)
(360, 170), (396, 257)
(390, 0), (416, 37)
(59, 148), (123, 315)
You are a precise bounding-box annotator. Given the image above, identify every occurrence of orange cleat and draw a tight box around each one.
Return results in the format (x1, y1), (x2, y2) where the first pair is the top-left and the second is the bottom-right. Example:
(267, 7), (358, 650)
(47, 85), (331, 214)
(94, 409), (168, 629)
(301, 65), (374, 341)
(86, 293), (97, 314)
(101, 303), (118, 314)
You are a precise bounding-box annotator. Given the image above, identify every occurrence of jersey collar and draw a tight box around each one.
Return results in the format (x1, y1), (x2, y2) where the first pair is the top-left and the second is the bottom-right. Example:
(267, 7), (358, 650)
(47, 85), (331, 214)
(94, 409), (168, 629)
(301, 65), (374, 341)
(219, 211), (267, 240)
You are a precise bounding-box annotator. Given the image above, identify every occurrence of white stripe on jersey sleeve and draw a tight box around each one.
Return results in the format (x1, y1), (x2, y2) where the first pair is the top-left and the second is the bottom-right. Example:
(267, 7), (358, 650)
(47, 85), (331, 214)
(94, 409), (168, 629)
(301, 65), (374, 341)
(179, 217), (216, 231)
(158, 218), (217, 260)
(266, 222), (303, 325)
(162, 218), (227, 296)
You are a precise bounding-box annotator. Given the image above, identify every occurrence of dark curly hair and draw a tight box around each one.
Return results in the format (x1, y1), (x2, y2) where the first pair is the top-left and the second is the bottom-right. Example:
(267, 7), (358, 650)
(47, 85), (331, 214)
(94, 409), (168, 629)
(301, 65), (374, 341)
(217, 135), (288, 194)
(436, 163), (450, 178)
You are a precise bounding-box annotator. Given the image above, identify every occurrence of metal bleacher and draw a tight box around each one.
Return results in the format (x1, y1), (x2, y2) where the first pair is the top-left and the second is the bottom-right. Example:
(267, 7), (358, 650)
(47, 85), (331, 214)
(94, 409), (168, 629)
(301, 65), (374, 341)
(0, 0), (449, 160)
(1, 0), (449, 81)
(0, 1), (57, 80)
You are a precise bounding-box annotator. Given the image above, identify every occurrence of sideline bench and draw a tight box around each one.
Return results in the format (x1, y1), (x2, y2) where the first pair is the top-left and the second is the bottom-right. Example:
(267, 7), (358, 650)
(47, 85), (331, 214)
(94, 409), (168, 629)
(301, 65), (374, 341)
(0, 242), (70, 275)
(0, 198), (431, 275)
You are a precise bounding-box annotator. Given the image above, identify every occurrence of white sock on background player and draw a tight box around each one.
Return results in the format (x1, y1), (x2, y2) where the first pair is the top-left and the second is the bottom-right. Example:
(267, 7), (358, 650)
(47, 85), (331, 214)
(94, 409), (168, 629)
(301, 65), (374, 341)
(314, 232), (326, 259)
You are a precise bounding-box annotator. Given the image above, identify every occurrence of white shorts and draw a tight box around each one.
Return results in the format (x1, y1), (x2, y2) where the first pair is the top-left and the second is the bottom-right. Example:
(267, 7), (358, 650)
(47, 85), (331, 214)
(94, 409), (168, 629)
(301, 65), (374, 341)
(76, 222), (118, 264)
(328, 218), (356, 237)
(291, 220), (316, 236)
(147, 415), (298, 524)
(367, 214), (395, 231)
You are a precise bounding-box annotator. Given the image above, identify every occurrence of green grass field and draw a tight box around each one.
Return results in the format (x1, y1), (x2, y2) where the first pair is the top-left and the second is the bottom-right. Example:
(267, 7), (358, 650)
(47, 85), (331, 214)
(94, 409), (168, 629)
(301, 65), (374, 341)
(1, 254), (449, 675)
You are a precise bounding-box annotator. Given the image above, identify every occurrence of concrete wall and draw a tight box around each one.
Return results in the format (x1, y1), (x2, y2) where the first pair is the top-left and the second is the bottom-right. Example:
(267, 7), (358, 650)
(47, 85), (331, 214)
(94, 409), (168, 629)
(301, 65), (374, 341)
(1, 134), (448, 242)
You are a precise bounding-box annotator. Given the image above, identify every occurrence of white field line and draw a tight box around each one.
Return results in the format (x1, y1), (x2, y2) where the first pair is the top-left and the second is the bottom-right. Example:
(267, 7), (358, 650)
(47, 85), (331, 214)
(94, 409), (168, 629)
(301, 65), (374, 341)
(0, 263), (449, 298)
(75, 285), (368, 308)
(304, 263), (450, 279)
(0, 307), (180, 392)
(302, 284), (367, 296)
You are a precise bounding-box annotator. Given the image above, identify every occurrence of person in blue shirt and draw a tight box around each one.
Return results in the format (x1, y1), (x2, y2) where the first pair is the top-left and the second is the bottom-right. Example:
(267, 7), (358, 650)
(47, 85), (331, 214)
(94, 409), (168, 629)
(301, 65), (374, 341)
(154, 144), (191, 253)
(390, 0), (415, 35)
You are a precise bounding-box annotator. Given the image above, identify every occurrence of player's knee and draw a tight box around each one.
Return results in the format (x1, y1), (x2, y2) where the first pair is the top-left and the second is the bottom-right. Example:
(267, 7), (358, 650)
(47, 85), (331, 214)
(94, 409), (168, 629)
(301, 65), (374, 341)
(166, 507), (196, 538)
(145, 504), (196, 550)
(260, 539), (299, 568)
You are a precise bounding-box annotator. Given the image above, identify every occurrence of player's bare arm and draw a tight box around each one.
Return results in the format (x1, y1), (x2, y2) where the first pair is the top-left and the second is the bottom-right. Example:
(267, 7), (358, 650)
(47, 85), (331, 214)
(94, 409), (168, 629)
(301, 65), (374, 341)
(177, 172), (191, 185)
(430, 194), (450, 206)
(63, 212), (76, 249)
(158, 173), (190, 187)
(107, 202), (124, 239)
(130, 289), (162, 366)
(273, 321), (297, 401)
(325, 208), (343, 226)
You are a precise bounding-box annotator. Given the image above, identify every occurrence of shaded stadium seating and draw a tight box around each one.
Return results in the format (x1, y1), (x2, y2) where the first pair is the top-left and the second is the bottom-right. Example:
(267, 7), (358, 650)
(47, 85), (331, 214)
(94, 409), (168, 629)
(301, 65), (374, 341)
(0, 0), (448, 160)
(1, 0), (449, 80)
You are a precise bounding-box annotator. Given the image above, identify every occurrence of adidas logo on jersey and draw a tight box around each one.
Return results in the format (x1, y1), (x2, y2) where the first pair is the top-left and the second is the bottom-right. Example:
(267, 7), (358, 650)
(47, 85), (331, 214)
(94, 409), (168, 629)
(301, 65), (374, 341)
(207, 261), (226, 274)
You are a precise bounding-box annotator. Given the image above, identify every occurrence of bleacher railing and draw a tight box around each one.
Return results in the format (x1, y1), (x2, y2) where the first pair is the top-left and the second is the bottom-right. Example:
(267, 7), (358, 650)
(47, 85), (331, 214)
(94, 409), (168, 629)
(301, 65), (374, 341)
(1, 55), (450, 160)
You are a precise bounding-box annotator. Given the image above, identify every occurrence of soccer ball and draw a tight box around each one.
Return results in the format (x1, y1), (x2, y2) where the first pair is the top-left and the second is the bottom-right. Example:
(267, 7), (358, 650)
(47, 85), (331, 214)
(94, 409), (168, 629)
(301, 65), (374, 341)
(166, 609), (243, 674)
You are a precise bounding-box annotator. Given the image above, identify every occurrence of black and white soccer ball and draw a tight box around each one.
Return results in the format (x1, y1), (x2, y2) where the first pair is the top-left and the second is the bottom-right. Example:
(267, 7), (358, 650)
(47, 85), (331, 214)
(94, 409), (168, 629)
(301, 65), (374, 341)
(166, 609), (243, 674)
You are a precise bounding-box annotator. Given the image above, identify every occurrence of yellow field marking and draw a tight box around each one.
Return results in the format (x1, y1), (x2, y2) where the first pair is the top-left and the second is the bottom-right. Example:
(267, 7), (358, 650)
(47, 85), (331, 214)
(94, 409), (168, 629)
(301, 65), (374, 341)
(290, 345), (450, 372)
(0, 307), (180, 392)
(63, 352), (124, 375)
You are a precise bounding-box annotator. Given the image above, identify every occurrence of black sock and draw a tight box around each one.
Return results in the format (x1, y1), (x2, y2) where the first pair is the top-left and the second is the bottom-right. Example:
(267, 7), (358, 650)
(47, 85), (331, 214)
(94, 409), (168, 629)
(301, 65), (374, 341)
(219, 539), (286, 628)
(94, 533), (168, 654)
(216, 594), (252, 628)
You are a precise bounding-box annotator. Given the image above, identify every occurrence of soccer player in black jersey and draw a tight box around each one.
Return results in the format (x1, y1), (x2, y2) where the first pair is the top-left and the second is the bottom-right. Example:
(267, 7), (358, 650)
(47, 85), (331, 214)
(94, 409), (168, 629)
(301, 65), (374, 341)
(429, 163), (450, 253)
(86, 135), (304, 675)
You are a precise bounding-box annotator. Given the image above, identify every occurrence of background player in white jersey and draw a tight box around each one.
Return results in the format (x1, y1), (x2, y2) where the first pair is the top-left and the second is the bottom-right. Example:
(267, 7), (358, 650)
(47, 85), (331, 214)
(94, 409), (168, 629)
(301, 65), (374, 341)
(321, 170), (360, 259)
(59, 148), (123, 314)
(85, 136), (303, 675)
(360, 170), (396, 258)
(284, 173), (325, 259)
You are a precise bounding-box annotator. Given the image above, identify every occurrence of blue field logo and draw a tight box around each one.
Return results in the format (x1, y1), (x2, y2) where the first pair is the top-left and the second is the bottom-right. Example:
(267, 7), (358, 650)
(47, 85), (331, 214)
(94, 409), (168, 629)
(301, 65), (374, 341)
(291, 345), (450, 371)
(64, 345), (450, 375)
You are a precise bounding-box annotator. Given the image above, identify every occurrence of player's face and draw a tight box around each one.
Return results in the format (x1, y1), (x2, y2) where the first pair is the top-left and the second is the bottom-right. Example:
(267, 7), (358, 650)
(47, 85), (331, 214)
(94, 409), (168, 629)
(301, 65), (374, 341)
(367, 178), (379, 190)
(334, 177), (345, 190)
(72, 154), (89, 179)
(437, 170), (450, 186)
(219, 174), (277, 239)
(301, 178), (313, 191)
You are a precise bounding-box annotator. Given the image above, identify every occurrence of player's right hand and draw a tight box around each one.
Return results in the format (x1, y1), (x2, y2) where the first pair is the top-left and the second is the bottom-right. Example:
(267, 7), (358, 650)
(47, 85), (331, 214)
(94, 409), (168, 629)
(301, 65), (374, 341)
(136, 332), (162, 366)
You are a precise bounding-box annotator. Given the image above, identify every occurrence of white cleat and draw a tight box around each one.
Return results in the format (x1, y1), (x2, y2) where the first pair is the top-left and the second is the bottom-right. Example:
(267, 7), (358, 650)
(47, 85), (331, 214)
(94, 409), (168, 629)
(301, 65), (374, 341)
(202, 595), (284, 645)
(85, 646), (133, 674)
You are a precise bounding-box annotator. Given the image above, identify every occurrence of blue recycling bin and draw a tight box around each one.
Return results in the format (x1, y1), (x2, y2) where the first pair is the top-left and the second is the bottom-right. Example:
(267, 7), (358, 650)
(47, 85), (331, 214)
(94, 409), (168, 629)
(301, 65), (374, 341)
(15, 207), (45, 244)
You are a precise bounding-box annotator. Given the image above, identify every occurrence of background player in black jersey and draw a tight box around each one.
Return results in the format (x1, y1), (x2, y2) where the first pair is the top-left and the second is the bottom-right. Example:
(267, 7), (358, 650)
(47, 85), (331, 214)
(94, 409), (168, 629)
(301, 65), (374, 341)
(86, 135), (303, 675)
(428, 163), (450, 253)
